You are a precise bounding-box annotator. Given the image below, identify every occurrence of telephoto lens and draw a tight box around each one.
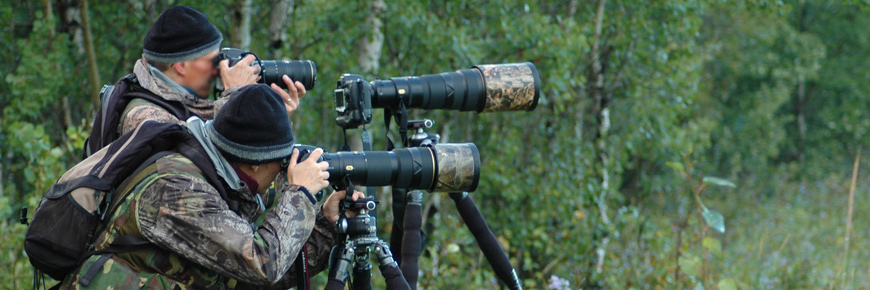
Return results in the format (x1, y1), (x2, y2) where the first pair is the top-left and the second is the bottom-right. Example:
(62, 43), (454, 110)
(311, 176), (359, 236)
(293, 143), (481, 192)
(217, 48), (317, 90)
(260, 59), (316, 90)
(369, 62), (540, 112)
(334, 62), (541, 128)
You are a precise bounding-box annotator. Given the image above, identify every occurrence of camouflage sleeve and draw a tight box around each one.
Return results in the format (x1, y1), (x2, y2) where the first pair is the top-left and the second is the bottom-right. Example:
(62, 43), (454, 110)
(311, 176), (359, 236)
(119, 100), (182, 135)
(251, 207), (336, 290)
(136, 173), (318, 285)
(234, 174), (337, 290)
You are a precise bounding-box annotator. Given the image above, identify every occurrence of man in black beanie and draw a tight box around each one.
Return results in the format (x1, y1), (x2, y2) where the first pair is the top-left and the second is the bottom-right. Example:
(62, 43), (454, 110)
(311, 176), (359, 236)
(112, 6), (307, 142)
(60, 84), (362, 289)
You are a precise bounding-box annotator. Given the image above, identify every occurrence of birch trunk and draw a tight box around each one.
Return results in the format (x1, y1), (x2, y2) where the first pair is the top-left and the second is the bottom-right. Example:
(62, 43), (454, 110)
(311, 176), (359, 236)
(42, 0), (55, 39)
(796, 76), (806, 163)
(587, 0), (611, 274)
(268, 0), (295, 58)
(230, 0), (253, 50)
(357, 0), (385, 75)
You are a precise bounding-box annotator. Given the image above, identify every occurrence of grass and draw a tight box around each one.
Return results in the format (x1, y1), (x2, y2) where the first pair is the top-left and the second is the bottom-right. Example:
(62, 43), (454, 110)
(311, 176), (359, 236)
(600, 165), (870, 289)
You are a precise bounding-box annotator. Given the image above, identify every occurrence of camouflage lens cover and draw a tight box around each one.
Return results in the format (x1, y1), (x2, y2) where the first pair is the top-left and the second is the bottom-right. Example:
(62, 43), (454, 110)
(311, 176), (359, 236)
(475, 62), (541, 113)
(431, 143), (481, 192)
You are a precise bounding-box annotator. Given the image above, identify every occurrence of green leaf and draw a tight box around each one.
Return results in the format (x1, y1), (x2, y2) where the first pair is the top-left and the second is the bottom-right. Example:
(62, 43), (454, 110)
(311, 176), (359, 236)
(49, 147), (63, 158)
(703, 237), (722, 257)
(678, 254), (701, 277)
(702, 176), (736, 188)
(718, 278), (737, 290)
(702, 207), (726, 233)
(666, 161), (685, 173)
(695, 283), (706, 290)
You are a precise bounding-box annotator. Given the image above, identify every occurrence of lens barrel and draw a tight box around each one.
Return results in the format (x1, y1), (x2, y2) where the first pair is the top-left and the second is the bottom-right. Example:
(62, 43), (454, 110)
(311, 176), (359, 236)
(321, 143), (480, 192)
(368, 62), (539, 113)
(260, 60), (317, 90)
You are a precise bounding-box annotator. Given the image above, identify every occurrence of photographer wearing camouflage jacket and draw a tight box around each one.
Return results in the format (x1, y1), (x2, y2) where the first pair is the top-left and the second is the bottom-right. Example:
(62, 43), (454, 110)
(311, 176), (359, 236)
(60, 84), (361, 289)
(119, 6), (305, 136)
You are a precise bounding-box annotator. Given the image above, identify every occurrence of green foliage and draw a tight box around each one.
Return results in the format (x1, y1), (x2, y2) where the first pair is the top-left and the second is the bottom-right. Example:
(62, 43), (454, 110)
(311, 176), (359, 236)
(3, 0), (870, 288)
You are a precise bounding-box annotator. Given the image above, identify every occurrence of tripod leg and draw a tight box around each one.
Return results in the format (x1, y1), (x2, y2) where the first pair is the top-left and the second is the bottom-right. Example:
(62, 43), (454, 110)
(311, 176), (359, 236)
(449, 192), (524, 290)
(391, 188), (408, 264)
(325, 241), (357, 290)
(400, 190), (423, 289)
(352, 249), (373, 290)
(374, 241), (411, 290)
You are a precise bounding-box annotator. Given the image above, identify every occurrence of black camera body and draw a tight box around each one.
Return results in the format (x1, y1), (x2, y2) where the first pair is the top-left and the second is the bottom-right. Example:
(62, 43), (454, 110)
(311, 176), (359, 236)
(215, 48), (317, 91)
(334, 74), (373, 128)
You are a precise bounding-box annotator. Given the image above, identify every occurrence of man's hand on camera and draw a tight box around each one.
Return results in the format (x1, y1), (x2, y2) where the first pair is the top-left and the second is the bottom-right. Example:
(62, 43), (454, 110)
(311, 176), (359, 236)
(285, 148), (329, 194)
(219, 54), (260, 89)
(324, 190), (366, 223)
(270, 75), (307, 116)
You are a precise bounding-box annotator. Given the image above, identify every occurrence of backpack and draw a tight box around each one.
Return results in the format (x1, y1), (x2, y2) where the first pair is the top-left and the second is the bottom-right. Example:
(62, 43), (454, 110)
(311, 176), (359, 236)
(25, 121), (229, 282)
(82, 74), (191, 159)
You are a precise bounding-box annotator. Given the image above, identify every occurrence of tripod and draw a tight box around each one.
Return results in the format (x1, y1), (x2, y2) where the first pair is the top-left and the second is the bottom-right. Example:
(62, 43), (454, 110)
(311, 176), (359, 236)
(389, 119), (524, 290)
(324, 182), (411, 290)
(326, 116), (522, 289)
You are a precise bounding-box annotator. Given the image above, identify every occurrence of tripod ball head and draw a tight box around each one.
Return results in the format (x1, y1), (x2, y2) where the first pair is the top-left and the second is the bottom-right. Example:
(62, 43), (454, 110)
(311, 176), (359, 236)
(337, 212), (377, 238)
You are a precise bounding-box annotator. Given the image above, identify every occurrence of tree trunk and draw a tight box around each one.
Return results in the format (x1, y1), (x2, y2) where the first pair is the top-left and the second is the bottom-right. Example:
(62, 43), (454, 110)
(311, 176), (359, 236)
(268, 0), (295, 58)
(230, 0), (253, 50)
(60, 0), (83, 54)
(357, 0), (385, 75)
(587, 0), (610, 275)
(79, 0), (101, 105)
(796, 76), (806, 163)
(128, 0), (161, 20)
(42, 0), (55, 40)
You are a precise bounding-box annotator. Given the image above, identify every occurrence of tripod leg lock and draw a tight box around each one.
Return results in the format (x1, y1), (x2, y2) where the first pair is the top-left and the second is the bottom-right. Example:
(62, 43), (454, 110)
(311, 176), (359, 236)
(374, 241), (398, 268)
(407, 190), (423, 205)
(328, 242), (357, 282)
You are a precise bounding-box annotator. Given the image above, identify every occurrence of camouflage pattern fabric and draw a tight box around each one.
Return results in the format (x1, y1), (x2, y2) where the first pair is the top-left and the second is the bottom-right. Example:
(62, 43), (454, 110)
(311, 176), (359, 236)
(119, 59), (239, 136)
(477, 63), (540, 113)
(432, 143), (480, 192)
(59, 153), (336, 289)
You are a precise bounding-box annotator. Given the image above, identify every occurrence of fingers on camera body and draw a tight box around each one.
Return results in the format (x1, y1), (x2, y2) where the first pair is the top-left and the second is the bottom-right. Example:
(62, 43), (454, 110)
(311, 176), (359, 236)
(297, 148), (329, 192)
(219, 54), (260, 85)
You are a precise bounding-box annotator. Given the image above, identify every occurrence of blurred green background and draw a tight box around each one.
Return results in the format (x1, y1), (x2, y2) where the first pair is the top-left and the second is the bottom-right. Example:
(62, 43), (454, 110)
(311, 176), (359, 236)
(3, 0), (870, 289)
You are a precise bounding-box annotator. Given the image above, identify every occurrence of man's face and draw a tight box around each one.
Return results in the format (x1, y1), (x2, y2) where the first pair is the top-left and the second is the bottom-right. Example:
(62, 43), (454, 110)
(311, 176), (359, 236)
(255, 161), (283, 194)
(177, 49), (219, 97)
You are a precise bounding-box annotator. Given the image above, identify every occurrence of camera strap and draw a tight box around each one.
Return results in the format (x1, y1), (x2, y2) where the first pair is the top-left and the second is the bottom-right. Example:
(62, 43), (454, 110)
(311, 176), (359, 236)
(361, 127), (377, 219)
(384, 103), (409, 150)
(295, 244), (310, 290)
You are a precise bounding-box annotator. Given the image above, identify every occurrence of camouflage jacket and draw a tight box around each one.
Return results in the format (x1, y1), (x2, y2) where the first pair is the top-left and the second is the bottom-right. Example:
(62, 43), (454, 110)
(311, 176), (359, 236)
(59, 153), (337, 289)
(118, 59), (241, 136)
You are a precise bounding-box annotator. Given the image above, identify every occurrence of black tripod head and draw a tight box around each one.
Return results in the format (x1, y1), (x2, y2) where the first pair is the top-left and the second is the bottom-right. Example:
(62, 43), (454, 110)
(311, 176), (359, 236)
(406, 119), (440, 147)
(327, 196), (409, 290)
(336, 198), (379, 241)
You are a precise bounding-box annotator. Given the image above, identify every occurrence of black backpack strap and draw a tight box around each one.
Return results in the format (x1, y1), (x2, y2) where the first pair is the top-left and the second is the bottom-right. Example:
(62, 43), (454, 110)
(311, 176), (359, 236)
(124, 91), (190, 121)
(76, 236), (153, 287)
(78, 234), (156, 287)
(172, 131), (236, 211)
(78, 254), (113, 287)
(78, 151), (173, 287)
(83, 75), (192, 159)
(123, 75), (190, 120)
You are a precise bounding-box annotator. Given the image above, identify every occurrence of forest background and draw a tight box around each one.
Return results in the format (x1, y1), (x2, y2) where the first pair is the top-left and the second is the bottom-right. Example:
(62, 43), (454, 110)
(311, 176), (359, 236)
(3, 0), (870, 289)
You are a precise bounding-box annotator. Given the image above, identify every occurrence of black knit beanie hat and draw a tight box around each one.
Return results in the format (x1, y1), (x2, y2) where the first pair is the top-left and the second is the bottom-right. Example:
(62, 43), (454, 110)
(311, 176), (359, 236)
(143, 6), (222, 63)
(208, 84), (295, 164)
